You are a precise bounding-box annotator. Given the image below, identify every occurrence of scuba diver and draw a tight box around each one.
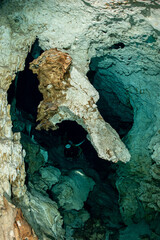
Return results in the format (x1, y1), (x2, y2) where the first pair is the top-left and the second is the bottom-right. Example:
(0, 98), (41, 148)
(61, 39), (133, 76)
(64, 139), (85, 158)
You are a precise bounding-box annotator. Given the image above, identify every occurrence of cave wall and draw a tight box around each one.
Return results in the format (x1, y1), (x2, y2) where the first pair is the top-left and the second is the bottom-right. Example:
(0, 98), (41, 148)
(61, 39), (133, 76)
(88, 43), (160, 224)
(0, 0), (160, 239)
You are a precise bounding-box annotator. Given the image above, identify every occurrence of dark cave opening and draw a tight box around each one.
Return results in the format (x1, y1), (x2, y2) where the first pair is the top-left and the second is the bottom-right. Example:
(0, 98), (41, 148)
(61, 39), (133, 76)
(87, 56), (134, 138)
(7, 42), (130, 239)
(110, 42), (125, 49)
(7, 38), (43, 118)
(32, 119), (114, 182)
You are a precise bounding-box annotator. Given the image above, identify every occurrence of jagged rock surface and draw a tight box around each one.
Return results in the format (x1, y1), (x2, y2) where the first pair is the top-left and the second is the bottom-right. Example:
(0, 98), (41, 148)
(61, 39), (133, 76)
(39, 166), (61, 189)
(30, 49), (130, 163)
(0, 90), (26, 205)
(0, 0), (160, 239)
(0, 197), (38, 240)
(14, 208), (38, 240)
(51, 169), (95, 211)
(18, 190), (65, 240)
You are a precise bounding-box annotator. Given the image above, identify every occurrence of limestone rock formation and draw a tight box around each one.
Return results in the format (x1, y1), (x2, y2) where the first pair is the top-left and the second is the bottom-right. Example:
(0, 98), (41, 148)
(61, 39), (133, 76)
(30, 49), (130, 163)
(0, 197), (17, 240)
(14, 208), (38, 240)
(0, 197), (38, 240)
(39, 166), (61, 189)
(22, 190), (65, 240)
(0, 0), (160, 239)
(0, 89), (26, 209)
(51, 169), (95, 211)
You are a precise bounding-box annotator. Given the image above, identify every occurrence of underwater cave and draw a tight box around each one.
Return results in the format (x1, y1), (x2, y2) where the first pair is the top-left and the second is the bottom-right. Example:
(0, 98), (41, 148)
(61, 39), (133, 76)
(1, 0), (160, 239)
(87, 56), (134, 139)
(7, 40), (134, 239)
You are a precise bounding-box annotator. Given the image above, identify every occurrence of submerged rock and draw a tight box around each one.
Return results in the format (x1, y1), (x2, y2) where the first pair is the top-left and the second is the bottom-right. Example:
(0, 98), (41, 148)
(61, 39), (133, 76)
(30, 49), (130, 163)
(19, 190), (65, 240)
(14, 208), (38, 240)
(39, 166), (61, 189)
(51, 169), (95, 211)
(0, 0), (160, 238)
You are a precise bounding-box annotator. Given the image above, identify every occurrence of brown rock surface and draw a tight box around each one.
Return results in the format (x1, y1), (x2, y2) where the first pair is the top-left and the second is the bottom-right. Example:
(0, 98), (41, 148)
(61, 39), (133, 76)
(14, 208), (38, 240)
(30, 49), (72, 131)
(29, 49), (130, 163)
(0, 197), (38, 240)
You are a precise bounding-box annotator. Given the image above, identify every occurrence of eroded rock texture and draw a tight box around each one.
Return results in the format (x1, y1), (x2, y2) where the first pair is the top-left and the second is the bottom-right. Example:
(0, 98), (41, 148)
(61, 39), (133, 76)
(0, 197), (38, 240)
(0, 90), (26, 239)
(30, 49), (130, 163)
(0, 0), (160, 239)
(29, 49), (72, 131)
(0, 91), (26, 203)
(14, 208), (38, 240)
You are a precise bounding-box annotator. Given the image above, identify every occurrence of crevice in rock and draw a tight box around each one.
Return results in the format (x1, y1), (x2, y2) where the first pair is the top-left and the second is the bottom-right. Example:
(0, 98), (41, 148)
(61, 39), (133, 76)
(87, 56), (134, 138)
(7, 38), (43, 120)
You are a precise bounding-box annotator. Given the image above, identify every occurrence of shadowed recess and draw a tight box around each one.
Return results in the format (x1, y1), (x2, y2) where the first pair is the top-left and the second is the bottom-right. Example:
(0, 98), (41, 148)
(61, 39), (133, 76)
(87, 56), (134, 138)
(7, 39), (43, 118)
